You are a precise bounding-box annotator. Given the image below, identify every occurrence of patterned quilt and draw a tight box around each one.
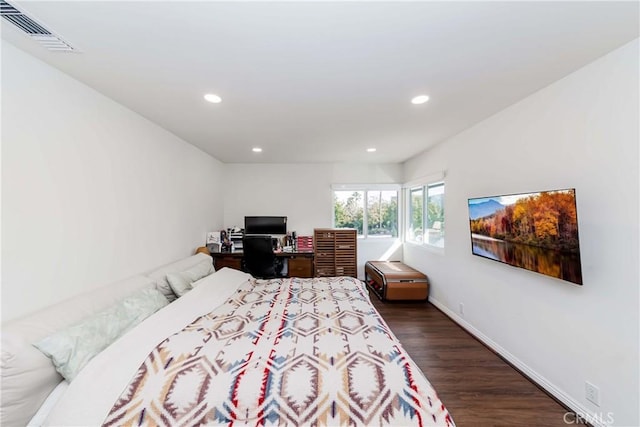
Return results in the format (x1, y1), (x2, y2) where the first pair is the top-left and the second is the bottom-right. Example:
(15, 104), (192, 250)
(102, 277), (454, 426)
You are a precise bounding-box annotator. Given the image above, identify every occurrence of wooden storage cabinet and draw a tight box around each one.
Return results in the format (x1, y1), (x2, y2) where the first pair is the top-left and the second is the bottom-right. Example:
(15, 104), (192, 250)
(314, 228), (357, 278)
(314, 229), (336, 277)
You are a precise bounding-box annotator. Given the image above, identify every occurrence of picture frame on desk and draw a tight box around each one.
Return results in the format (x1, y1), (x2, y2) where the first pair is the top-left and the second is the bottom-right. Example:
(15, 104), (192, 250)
(206, 232), (220, 245)
(206, 232), (221, 253)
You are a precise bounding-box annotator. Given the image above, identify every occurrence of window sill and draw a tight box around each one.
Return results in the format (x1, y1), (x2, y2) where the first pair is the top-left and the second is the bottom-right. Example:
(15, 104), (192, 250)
(357, 236), (401, 242)
(404, 240), (445, 256)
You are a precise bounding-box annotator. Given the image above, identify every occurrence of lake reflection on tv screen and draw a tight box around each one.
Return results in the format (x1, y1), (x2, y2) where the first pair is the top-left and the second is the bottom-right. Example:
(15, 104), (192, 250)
(468, 189), (583, 285)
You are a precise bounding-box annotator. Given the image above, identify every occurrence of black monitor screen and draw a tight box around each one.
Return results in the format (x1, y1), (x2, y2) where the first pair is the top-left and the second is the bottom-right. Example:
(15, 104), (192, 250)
(244, 216), (287, 235)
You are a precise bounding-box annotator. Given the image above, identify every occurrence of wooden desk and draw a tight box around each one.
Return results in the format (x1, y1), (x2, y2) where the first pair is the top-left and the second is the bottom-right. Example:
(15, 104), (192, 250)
(211, 251), (314, 278)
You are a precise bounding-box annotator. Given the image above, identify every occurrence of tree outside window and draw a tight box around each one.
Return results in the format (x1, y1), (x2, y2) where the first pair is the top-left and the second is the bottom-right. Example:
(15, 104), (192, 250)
(334, 191), (364, 235)
(333, 189), (398, 238)
(367, 191), (398, 238)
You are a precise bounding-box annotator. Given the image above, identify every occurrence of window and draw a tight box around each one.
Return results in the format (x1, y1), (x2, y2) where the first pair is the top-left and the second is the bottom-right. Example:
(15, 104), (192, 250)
(406, 181), (445, 248)
(426, 182), (445, 247)
(408, 187), (423, 243)
(333, 187), (399, 238)
(367, 190), (398, 238)
(333, 191), (364, 235)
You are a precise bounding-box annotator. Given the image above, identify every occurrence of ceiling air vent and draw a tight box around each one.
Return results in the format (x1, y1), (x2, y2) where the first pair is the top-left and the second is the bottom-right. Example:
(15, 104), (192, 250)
(1, 0), (76, 52)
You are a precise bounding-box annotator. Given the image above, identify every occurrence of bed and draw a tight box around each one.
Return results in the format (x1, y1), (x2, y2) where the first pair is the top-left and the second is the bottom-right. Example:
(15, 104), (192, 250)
(4, 261), (454, 426)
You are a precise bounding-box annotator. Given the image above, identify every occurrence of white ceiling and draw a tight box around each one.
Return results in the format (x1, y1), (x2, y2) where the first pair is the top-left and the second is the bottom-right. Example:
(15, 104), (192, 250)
(2, 1), (638, 164)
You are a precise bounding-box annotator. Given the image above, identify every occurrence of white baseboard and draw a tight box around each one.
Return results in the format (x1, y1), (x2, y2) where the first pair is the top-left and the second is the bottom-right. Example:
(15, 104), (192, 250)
(428, 297), (609, 427)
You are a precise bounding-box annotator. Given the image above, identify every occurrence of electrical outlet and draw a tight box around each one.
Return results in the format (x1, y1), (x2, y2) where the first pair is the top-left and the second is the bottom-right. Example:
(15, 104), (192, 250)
(459, 303), (464, 317)
(585, 381), (600, 406)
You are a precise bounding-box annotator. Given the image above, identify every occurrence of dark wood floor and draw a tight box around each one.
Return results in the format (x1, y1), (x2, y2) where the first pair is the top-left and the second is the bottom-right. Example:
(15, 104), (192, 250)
(369, 296), (576, 427)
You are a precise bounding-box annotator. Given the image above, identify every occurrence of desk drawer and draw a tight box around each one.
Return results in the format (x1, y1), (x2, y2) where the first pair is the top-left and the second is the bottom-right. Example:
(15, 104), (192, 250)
(288, 257), (313, 278)
(214, 257), (242, 271)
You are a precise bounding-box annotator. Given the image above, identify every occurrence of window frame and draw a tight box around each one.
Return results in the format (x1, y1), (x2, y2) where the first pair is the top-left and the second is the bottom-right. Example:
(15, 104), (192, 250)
(332, 184), (401, 240)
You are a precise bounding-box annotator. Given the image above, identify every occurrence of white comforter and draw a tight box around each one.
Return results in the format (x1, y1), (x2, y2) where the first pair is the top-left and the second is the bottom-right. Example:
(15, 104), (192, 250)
(44, 267), (252, 426)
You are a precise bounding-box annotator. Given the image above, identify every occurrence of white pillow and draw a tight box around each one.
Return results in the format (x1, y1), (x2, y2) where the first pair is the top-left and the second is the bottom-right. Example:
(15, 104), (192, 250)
(166, 258), (215, 297)
(146, 253), (213, 302)
(33, 288), (168, 381)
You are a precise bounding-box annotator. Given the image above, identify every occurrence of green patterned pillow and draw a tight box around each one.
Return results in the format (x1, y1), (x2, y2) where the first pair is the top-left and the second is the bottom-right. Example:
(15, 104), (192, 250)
(33, 287), (168, 381)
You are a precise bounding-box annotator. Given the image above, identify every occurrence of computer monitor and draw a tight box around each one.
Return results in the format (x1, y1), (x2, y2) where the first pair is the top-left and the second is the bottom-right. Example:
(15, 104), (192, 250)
(244, 216), (287, 235)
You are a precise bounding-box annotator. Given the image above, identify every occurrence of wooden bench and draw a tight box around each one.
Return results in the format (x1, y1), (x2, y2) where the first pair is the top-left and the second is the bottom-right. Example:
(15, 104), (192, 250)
(365, 261), (429, 301)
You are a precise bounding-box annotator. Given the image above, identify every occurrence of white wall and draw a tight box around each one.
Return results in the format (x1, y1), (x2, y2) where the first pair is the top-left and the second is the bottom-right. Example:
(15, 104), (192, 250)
(223, 163), (404, 277)
(403, 39), (639, 426)
(1, 42), (225, 322)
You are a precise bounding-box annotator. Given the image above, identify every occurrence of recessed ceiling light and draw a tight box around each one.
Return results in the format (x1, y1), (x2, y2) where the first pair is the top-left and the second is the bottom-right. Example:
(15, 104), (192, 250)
(411, 95), (430, 105)
(252, 147), (263, 153)
(204, 93), (222, 103)
(366, 148), (377, 153)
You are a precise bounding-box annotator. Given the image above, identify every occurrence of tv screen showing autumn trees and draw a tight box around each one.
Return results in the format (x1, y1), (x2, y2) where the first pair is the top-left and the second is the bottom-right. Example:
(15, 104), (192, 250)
(468, 189), (583, 285)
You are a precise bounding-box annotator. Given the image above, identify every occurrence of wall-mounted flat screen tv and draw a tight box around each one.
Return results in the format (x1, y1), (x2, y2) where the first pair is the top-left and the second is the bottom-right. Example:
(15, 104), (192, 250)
(468, 188), (582, 285)
(244, 216), (287, 235)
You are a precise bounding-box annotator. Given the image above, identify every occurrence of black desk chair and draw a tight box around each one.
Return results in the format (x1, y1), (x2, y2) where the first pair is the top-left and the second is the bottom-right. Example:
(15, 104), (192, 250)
(242, 236), (278, 279)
